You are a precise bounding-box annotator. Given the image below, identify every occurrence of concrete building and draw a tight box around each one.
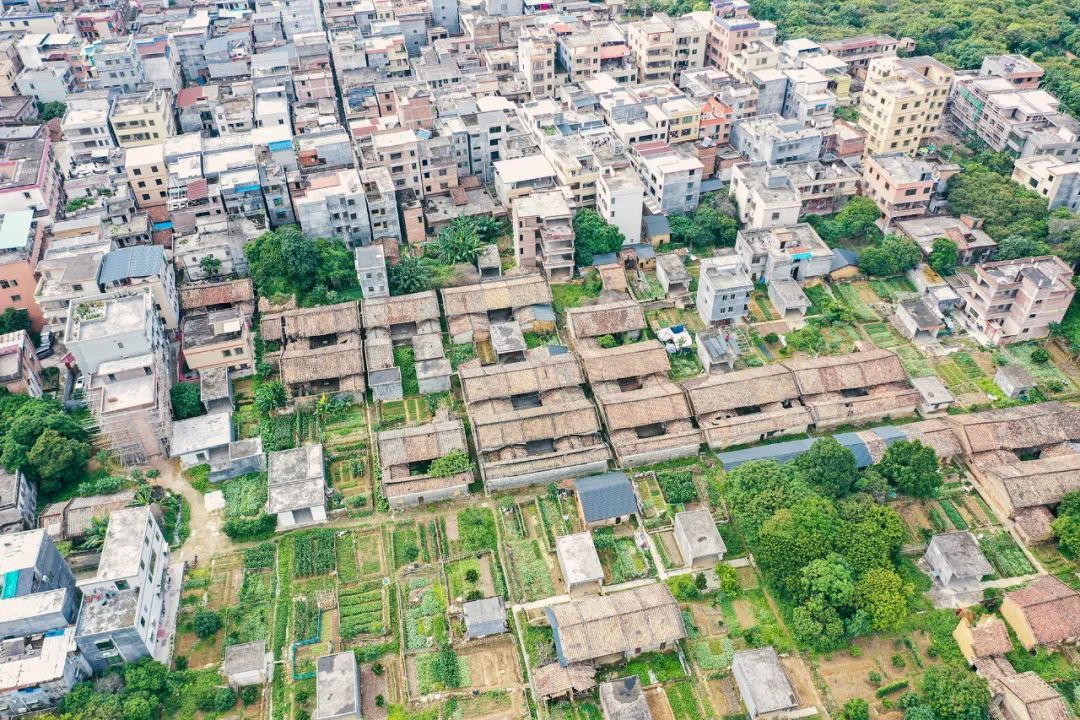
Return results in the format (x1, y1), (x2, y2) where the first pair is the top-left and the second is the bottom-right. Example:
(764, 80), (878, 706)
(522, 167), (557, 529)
(862, 153), (935, 225)
(0, 210), (47, 332)
(355, 245), (388, 299)
(267, 444), (328, 531)
(315, 652), (361, 720)
(1012, 156), (1080, 212)
(125, 143), (169, 210)
(735, 224), (833, 283)
(0, 466), (35, 533)
(0, 529), (78, 637)
(65, 290), (165, 376)
(0, 330), (43, 398)
(96, 246), (179, 330)
(170, 411), (264, 483)
(293, 169), (372, 247)
(696, 254), (753, 327)
(730, 114), (823, 165)
(673, 508), (726, 568)
(493, 155), (558, 207)
(518, 30), (556, 100)
(924, 531), (993, 591)
(948, 74), (1065, 156)
(555, 532), (604, 596)
(957, 256), (1075, 344)
(599, 677), (653, 720)
(74, 506), (172, 672)
(597, 167), (645, 244)
(512, 190), (575, 281)
(821, 34), (900, 79)
(893, 298), (943, 341)
(222, 641), (270, 689)
(858, 56), (953, 156)
(895, 215), (998, 266)
(729, 163), (801, 230)
(108, 88), (176, 148)
(628, 140), (702, 213)
(705, 1), (777, 72)
(731, 647), (799, 719)
(995, 364), (1036, 400)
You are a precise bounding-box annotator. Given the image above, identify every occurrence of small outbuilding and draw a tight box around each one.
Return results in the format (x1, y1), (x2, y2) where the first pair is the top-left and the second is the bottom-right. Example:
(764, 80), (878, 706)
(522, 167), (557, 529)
(555, 531), (604, 596)
(642, 215), (670, 246)
(222, 640), (270, 688)
(462, 597), (508, 640)
(532, 663), (597, 702)
(696, 331), (739, 373)
(315, 651), (362, 720)
(655, 254), (691, 300)
(924, 531), (993, 590)
(477, 245), (502, 281)
(490, 322), (528, 364)
(199, 366), (232, 413)
(995, 364), (1036, 400)
(894, 298), (943, 341)
(953, 615), (1012, 665)
(673, 509), (726, 568)
(731, 647), (799, 719)
(574, 472), (637, 528)
(912, 376), (955, 418)
(599, 677), (653, 720)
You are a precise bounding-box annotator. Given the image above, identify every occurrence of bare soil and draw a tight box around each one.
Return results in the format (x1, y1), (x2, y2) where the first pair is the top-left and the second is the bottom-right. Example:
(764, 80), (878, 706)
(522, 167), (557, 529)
(731, 599), (756, 629)
(658, 531), (684, 567)
(361, 663), (390, 720)
(705, 677), (742, 716)
(645, 686), (676, 720)
(459, 639), (523, 689)
(816, 632), (939, 712)
(781, 655), (823, 712)
(895, 500), (935, 542)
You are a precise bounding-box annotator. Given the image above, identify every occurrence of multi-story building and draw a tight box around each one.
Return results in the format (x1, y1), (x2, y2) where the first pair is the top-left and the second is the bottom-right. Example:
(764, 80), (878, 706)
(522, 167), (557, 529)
(1012, 155), (1080, 212)
(362, 129), (422, 192)
(65, 289), (165, 376)
(628, 140), (703, 214)
(86, 37), (143, 93)
(862, 152), (936, 224)
(771, 159), (860, 215)
(512, 190), (575, 281)
(0, 211), (48, 335)
(360, 167), (402, 243)
(519, 29), (556, 99)
(979, 54), (1044, 90)
(729, 162), (801, 229)
(292, 168), (371, 246)
(0, 330), (43, 398)
(958, 256), (1076, 345)
(108, 89), (175, 148)
(34, 234), (111, 333)
(0, 126), (62, 219)
(858, 56), (953, 156)
(75, 506), (171, 672)
(135, 37), (181, 93)
(0, 465), (36, 533)
(697, 253), (753, 327)
(948, 74), (1065, 156)
(705, 0), (776, 71)
(172, 12), (211, 81)
(354, 244), (388, 299)
(493, 154), (558, 206)
(74, 8), (123, 41)
(820, 34), (901, 80)
(628, 15), (676, 83)
(95, 246), (179, 330)
(730, 114), (823, 165)
(62, 102), (115, 167)
(781, 67), (837, 129)
(597, 166), (645, 244)
(735, 223), (834, 283)
(125, 144), (169, 209)
(180, 308), (253, 376)
(0, 38), (23, 96)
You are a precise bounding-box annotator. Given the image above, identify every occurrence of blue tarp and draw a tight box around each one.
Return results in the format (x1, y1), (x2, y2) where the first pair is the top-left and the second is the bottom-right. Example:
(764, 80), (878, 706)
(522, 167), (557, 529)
(268, 139), (293, 152)
(2, 570), (18, 599)
(235, 183), (261, 193)
(152, 221), (173, 231)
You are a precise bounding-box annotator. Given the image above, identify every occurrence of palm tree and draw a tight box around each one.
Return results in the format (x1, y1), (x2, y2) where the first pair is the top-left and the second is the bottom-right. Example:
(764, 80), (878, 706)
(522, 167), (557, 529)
(132, 484), (154, 506)
(80, 516), (110, 549)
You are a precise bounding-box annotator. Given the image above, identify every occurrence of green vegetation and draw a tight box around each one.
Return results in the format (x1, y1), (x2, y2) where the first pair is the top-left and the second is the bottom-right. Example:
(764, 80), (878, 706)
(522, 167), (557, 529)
(244, 225), (358, 306)
(669, 203), (738, 252)
(429, 451), (471, 478)
(170, 382), (204, 420)
(339, 583), (385, 638)
(806, 197), (881, 248)
(389, 254), (431, 296)
(0, 392), (91, 499)
(293, 529), (337, 577)
(858, 236), (922, 277)
(223, 474), (268, 518)
(573, 209), (625, 266)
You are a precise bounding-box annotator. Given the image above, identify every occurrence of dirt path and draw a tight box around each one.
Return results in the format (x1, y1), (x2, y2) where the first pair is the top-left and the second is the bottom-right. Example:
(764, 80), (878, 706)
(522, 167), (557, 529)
(149, 458), (232, 561)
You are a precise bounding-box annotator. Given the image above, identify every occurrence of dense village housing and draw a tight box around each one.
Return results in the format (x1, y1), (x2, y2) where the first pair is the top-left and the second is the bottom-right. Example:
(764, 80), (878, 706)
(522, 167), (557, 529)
(3, 0), (1080, 717)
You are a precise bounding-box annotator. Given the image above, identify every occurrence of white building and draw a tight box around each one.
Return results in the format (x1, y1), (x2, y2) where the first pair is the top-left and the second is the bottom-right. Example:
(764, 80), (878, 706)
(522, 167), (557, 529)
(267, 444), (328, 531)
(596, 166), (645, 244)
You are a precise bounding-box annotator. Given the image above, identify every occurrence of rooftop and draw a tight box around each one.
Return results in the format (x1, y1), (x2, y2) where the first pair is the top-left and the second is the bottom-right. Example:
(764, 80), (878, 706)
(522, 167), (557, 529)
(674, 508), (726, 559)
(732, 647), (799, 715)
(316, 652), (360, 720)
(556, 532), (604, 586)
(171, 411), (233, 457)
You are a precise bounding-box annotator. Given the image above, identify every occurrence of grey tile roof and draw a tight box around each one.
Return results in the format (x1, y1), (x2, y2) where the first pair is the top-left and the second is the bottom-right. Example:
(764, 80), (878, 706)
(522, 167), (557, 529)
(574, 472), (637, 523)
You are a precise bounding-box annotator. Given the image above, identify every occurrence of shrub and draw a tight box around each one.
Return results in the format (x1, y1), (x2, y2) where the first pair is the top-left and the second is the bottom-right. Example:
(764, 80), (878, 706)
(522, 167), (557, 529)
(763, 332), (779, 344)
(869, 671), (882, 685)
(372, 662), (384, 676)
(214, 687), (237, 712)
(875, 680), (909, 698)
(170, 383), (203, 420)
(716, 564), (740, 595)
(193, 609), (221, 639)
(892, 653), (907, 668)
(695, 573), (708, 590)
(376, 696), (385, 707)
(174, 656), (189, 671)
(657, 471), (698, 504)
(466, 589), (483, 601)
(241, 686), (259, 705)
(842, 698), (870, 720)
(429, 451), (472, 478)
(224, 514), (277, 541)
(1031, 347), (1050, 364)
(667, 574), (701, 601)
(597, 334), (617, 349)
(464, 569), (479, 583)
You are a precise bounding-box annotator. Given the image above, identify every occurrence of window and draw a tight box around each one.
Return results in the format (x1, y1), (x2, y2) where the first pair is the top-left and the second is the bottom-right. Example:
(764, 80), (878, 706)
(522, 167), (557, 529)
(10, 295), (19, 302)
(116, 579), (129, 590)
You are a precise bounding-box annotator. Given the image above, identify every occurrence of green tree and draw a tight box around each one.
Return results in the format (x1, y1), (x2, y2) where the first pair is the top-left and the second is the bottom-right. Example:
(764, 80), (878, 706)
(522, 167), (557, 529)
(997, 235), (1053, 260)
(860, 235), (922, 276)
(757, 496), (841, 594)
(797, 554), (855, 609)
(254, 381), (287, 414)
(793, 437), (861, 497)
(199, 255), (223, 277)
(920, 665), (991, 720)
(0, 308), (31, 335)
(842, 699), (871, 720)
(876, 439), (942, 498)
(121, 694), (155, 720)
(1030, 347), (1050, 364)
(947, 167), (1050, 241)
(27, 429), (88, 495)
(170, 382), (204, 420)
(722, 460), (813, 541)
(928, 238), (959, 275)
(245, 225), (358, 302)
(123, 658), (169, 694)
(80, 516), (110, 549)
(1052, 514), (1080, 556)
(435, 217), (483, 264)
(811, 197), (881, 245)
(792, 595), (846, 651)
(193, 609), (222, 638)
(837, 499), (907, 573)
(573, 209), (625, 266)
(388, 255), (430, 295)
(854, 567), (911, 632)
(37, 100), (67, 121)
(716, 564), (740, 594)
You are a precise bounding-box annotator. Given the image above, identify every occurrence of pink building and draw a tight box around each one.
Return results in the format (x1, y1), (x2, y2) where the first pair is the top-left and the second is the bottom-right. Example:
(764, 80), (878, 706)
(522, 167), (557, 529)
(0, 211), (47, 332)
(0, 330), (44, 397)
(862, 152), (934, 225)
(706, 0), (774, 71)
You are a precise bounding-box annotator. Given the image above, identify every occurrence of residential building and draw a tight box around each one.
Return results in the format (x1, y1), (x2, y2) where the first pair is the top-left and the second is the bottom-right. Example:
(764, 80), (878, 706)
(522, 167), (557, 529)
(924, 531), (993, 591)
(96, 246), (179, 329)
(731, 647), (800, 719)
(519, 29), (556, 99)
(362, 129), (422, 193)
(463, 598), (507, 640)
(74, 506), (172, 672)
(377, 415), (472, 508)
(696, 253), (753, 326)
(948, 74), (1065, 156)
(673, 508), (726, 568)
(705, 0), (777, 71)
(62, 103), (115, 166)
(858, 56), (953, 156)
(64, 290), (165, 375)
(862, 152), (935, 224)
(735, 223), (834, 283)
(361, 291), (449, 400)
(125, 144), (170, 210)
(170, 411), (264, 483)
(894, 215), (998, 265)
(108, 89), (175, 148)
(821, 34), (900, 79)
(597, 166), (645, 243)
(1001, 576), (1080, 651)
(771, 160), (860, 215)
(555, 531), (604, 596)
(181, 308), (253, 376)
(87, 37), (143, 93)
(268, 444), (328, 531)
(729, 162), (802, 229)
(355, 244), (388, 299)
(223, 642), (270, 689)
(260, 299), (365, 397)
(893, 298), (944, 341)
(1012, 156), (1080, 212)
(0, 467), (34, 534)
(360, 168), (403, 244)
(0, 127), (62, 219)
(315, 652), (361, 720)
(957, 256), (1076, 344)
(293, 168), (372, 247)
(493, 155), (558, 206)
(512, 190), (575, 281)
(86, 351), (172, 466)
(0, 215), (45, 332)
(730, 114), (823, 165)
(0, 330), (43, 397)
(628, 140), (702, 213)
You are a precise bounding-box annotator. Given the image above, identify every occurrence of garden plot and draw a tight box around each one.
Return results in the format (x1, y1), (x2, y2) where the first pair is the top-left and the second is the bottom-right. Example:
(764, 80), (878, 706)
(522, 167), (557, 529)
(648, 307), (707, 334)
(293, 529), (337, 577)
(549, 700), (605, 720)
(457, 638), (523, 689)
(594, 526), (653, 585)
(979, 532), (1035, 578)
(408, 647), (472, 696)
(634, 473), (670, 527)
(208, 553), (246, 609)
(449, 507), (499, 558)
(536, 492), (583, 542)
(832, 282), (879, 322)
(868, 277), (918, 303)
(361, 656), (404, 720)
(447, 555), (496, 604)
(498, 502), (558, 602)
(349, 529), (387, 579)
(816, 632), (939, 715)
(1007, 343), (1077, 397)
(339, 581), (390, 641)
(403, 574), (450, 651)
(392, 522), (429, 569)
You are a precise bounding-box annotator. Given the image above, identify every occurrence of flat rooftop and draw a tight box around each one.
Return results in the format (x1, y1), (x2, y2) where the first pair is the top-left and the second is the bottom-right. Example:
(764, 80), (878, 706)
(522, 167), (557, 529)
(556, 531), (604, 586)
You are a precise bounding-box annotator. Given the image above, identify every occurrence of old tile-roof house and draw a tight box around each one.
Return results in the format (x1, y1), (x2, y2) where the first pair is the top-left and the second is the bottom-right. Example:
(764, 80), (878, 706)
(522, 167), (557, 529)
(462, 597), (507, 640)
(684, 365), (812, 449)
(361, 291), (450, 400)
(954, 616), (1013, 664)
(376, 414), (471, 509)
(993, 672), (1074, 720)
(731, 647), (800, 719)
(556, 531), (605, 596)
(924, 531), (993, 590)
(267, 444), (328, 532)
(533, 663), (597, 701)
(673, 508), (726, 568)
(179, 278), (255, 318)
(567, 298), (702, 466)
(574, 472), (638, 528)
(784, 347), (920, 428)
(1001, 576), (1080, 650)
(459, 349), (610, 490)
(260, 299), (365, 398)
(441, 273), (554, 343)
(996, 364), (1036, 400)
(40, 490), (137, 541)
(545, 583), (685, 666)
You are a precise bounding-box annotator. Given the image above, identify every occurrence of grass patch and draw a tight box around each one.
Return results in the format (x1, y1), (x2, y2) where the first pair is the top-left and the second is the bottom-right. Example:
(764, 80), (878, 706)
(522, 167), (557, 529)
(610, 651), (686, 686)
(393, 345), (419, 396)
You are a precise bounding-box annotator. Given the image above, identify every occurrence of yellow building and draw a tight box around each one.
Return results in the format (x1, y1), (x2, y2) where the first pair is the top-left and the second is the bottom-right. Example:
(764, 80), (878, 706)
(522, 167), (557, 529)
(857, 56), (953, 156)
(109, 88), (176, 148)
(125, 143), (169, 209)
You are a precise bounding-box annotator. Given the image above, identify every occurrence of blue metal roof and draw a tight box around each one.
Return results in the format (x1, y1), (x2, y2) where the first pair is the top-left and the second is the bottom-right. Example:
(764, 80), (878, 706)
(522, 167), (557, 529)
(834, 432), (872, 468)
(531, 303), (556, 322)
(830, 248), (859, 271)
(719, 438), (817, 470)
(546, 607), (569, 666)
(643, 215), (670, 235)
(96, 245), (164, 285)
(574, 472), (637, 523)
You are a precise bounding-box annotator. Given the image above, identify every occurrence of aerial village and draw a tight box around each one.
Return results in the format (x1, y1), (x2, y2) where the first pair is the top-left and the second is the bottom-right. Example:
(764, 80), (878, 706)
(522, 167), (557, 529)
(1, 0), (1080, 719)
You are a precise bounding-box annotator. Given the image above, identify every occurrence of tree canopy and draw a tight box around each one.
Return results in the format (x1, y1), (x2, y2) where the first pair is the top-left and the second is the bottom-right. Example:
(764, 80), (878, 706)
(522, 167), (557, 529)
(875, 439), (943, 498)
(573, 209), (625, 266)
(669, 204), (739, 251)
(170, 383), (203, 421)
(806, 197), (881, 246)
(793, 437), (861, 497)
(946, 164), (1051, 241)
(388, 255), (431, 296)
(433, 217), (484, 265)
(0, 308), (31, 336)
(859, 236), (922, 277)
(0, 391), (90, 497)
(244, 225), (357, 305)
(928, 238), (959, 276)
